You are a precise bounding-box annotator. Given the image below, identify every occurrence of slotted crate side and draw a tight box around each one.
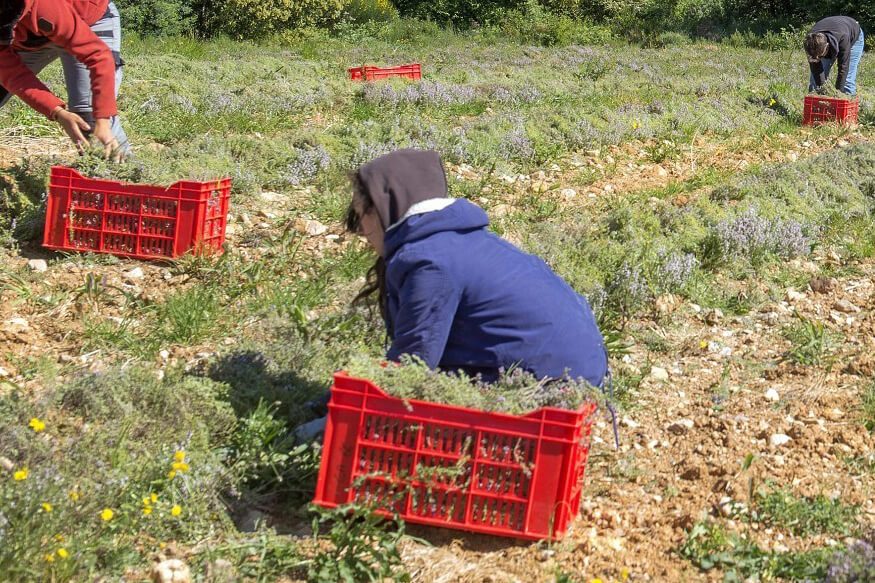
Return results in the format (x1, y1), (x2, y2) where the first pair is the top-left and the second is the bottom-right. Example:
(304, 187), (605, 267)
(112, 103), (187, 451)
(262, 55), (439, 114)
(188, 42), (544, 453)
(803, 96), (859, 125)
(349, 63), (422, 81)
(43, 167), (230, 260)
(313, 373), (597, 540)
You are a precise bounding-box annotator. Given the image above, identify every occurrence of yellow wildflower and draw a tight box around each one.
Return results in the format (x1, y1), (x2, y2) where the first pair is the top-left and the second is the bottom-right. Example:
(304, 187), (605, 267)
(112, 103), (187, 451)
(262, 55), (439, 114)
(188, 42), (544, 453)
(589, 579), (603, 583)
(150, 493), (158, 504)
(55, 535), (64, 542)
(29, 418), (46, 432)
(142, 496), (151, 506)
(769, 98), (776, 106)
(632, 121), (641, 130)
(621, 568), (630, 580)
(171, 462), (190, 472)
(45, 553), (54, 563)
(171, 505), (182, 517)
(13, 468), (27, 481)
(57, 549), (68, 559)
(100, 508), (114, 521)
(700, 340), (708, 348)
(167, 470), (177, 479)
(69, 491), (80, 501)
(173, 450), (186, 462)
(143, 507), (153, 516)
(42, 503), (53, 512)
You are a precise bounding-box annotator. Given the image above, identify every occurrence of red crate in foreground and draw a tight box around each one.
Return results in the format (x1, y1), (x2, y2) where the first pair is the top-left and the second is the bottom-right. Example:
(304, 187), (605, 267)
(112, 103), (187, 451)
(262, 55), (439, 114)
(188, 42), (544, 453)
(43, 167), (231, 260)
(313, 373), (597, 541)
(349, 63), (422, 82)
(803, 95), (859, 125)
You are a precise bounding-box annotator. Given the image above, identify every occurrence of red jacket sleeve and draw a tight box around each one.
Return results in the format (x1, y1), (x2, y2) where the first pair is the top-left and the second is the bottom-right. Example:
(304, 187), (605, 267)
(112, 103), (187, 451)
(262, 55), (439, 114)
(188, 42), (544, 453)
(0, 45), (65, 118)
(6, 0), (118, 119)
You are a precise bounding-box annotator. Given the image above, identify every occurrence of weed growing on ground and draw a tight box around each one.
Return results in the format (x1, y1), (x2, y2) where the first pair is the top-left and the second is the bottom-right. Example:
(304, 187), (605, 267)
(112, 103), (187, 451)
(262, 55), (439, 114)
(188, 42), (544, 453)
(680, 521), (833, 581)
(307, 503), (411, 582)
(783, 311), (842, 369)
(749, 484), (860, 537)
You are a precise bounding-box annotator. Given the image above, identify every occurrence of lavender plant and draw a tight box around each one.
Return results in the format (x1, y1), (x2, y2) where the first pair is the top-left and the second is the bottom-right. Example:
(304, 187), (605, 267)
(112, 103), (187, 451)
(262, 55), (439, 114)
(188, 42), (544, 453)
(710, 205), (811, 265)
(499, 126), (535, 163)
(653, 250), (698, 293)
(282, 145), (332, 186)
(343, 355), (601, 415)
(825, 532), (875, 583)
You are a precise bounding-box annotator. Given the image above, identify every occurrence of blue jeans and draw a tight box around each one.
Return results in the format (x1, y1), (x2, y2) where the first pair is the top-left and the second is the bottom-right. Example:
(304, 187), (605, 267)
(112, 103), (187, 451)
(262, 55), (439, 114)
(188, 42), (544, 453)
(809, 29), (865, 95)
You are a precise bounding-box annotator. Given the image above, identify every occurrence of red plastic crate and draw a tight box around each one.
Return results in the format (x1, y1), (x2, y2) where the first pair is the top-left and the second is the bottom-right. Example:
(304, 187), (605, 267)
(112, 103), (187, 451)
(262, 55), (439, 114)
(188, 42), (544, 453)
(803, 95), (859, 125)
(349, 63), (422, 82)
(313, 372), (598, 541)
(43, 166), (231, 260)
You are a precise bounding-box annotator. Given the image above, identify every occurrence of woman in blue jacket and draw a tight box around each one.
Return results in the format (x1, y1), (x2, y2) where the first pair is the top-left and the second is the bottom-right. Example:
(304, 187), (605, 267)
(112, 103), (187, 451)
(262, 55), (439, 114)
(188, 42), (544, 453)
(349, 149), (607, 385)
(296, 149), (609, 440)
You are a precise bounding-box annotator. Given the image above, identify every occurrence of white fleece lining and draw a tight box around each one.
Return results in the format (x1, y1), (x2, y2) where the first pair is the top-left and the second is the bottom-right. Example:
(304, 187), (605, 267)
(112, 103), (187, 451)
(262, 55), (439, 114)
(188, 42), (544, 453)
(386, 198), (455, 232)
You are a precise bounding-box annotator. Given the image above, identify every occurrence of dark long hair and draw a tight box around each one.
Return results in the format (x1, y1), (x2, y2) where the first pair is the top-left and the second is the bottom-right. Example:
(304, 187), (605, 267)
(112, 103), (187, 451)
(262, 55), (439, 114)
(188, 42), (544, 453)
(346, 174), (390, 333)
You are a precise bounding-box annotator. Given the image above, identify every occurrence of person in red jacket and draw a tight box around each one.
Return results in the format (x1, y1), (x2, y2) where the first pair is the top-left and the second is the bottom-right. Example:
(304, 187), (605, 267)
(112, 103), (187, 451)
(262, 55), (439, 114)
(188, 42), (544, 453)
(0, 0), (128, 160)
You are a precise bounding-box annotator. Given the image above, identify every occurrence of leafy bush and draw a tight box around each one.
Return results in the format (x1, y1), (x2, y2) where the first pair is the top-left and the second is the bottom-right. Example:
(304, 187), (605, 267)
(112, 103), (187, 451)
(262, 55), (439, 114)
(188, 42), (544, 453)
(343, 0), (398, 23)
(113, 0), (197, 36)
(213, 0), (346, 38)
(499, 2), (615, 46)
(392, 0), (526, 27)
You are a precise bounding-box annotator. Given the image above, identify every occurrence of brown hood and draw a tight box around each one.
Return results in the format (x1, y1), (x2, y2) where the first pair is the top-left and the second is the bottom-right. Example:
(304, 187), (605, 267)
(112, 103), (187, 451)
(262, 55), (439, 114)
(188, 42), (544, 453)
(356, 149), (449, 230)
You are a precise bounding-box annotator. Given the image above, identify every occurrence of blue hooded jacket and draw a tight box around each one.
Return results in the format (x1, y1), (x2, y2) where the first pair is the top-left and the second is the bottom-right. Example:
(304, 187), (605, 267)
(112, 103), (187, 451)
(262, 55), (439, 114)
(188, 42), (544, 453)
(383, 198), (608, 387)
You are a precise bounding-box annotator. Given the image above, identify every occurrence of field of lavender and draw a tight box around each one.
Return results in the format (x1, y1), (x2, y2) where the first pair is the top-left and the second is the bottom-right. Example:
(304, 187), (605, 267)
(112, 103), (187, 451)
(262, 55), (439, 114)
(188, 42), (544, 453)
(1, 26), (874, 582)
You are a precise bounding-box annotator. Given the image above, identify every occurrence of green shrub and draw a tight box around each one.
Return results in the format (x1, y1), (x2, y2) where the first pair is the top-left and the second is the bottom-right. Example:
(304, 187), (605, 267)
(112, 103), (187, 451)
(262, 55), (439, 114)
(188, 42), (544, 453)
(499, 2), (615, 46)
(113, 0), (197, 36)
(213, 0), (346, 38)
(392, 0), (526, 27)
(343, 0), (398, 23)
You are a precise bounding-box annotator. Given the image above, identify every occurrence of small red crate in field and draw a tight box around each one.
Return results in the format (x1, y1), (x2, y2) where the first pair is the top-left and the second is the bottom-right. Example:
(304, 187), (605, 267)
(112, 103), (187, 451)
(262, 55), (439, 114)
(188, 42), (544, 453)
(313, 372), (598, 541)
(43, 166), (231, 260)
(349, 63), (422, 82)
(803, 95), (859, 125)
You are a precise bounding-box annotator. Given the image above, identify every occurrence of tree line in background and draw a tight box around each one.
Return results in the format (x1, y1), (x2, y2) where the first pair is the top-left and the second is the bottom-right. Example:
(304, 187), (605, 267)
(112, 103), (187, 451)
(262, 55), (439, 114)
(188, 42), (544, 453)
(116, 0), (871, 43)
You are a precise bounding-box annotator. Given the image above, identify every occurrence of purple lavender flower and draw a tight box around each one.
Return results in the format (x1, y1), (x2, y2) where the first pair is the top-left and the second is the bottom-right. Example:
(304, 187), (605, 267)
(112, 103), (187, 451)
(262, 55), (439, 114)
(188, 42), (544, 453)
(825, 532), (875, 582)
(500, 127), (535, 163)
(348, 140), (398, 169)
(713, 205), (811, 263)
(654, 251), (698, 292)
(607, 261), (650, 317)
(282, 145), (332, 186)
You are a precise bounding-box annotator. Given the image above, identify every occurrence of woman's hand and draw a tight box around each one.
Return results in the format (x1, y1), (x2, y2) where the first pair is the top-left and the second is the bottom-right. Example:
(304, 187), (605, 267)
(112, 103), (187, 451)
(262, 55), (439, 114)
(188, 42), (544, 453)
(54, 108), (90, 154)
(93, 117), (124, 163)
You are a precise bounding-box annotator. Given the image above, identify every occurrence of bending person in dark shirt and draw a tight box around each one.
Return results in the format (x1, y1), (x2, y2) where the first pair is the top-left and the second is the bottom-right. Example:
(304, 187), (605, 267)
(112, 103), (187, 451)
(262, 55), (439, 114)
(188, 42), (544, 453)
(804, 16), (865, 95)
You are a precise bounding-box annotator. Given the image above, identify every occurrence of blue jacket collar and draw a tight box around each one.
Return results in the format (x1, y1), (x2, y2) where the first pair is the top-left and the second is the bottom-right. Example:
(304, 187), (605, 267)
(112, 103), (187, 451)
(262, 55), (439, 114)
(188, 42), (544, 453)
(383, 198), (490, 259)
